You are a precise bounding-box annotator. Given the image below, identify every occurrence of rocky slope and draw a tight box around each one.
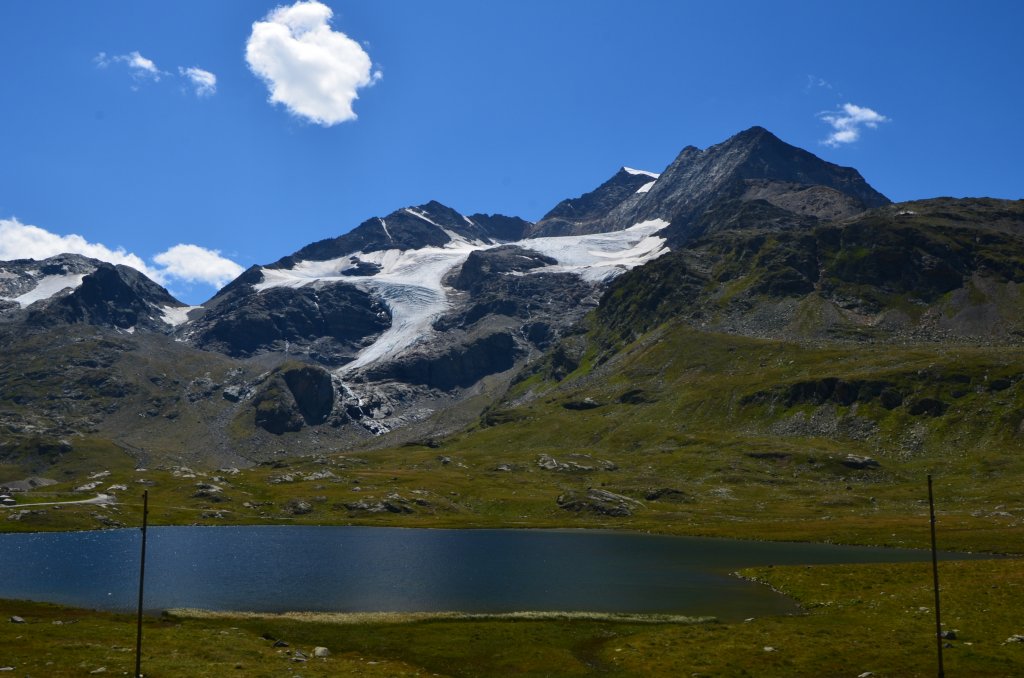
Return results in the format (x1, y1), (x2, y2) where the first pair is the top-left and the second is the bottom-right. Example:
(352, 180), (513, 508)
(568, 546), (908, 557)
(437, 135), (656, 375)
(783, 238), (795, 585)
(596, 197), (1024, 344)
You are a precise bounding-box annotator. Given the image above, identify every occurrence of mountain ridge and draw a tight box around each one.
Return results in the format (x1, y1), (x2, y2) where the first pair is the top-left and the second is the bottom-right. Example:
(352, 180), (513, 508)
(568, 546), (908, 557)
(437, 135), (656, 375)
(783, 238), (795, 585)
(10, 126), (1008, 473)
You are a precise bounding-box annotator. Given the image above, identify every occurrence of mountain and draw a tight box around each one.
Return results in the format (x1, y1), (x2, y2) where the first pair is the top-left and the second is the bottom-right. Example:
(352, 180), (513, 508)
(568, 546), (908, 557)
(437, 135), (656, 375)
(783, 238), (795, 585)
(605, 126), (891, 244)
(0, 254), (188, 330)
(6, 127), (1020, 479)
(527, 167), (658, 238)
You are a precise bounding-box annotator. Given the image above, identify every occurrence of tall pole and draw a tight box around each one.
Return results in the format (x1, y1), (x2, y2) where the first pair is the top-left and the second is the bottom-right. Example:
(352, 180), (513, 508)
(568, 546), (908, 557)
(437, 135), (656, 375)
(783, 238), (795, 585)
(135, 490), (149, 678)
(928, 475), (944, 678)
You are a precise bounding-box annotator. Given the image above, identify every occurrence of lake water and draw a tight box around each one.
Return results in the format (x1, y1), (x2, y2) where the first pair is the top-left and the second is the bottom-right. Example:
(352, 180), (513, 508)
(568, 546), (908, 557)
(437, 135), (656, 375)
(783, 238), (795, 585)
(0, 526), (964, 621)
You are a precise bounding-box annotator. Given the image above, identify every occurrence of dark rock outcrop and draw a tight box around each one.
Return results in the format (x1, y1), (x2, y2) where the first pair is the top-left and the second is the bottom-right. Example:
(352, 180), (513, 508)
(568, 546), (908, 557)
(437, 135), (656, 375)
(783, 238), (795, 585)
(253, 363), (335, 434)
(556, 488), (642, 517)
(452, 246), (557, 292)
(191, 282), (390, 364)
(468, 213), (532, 242)
(364, 331), (520, 390)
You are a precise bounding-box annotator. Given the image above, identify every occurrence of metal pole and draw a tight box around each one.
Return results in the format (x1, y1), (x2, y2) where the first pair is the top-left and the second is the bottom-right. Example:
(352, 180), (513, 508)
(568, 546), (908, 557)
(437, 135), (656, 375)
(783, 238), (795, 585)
(135, 490), (149, 678)
(928, 475), (944, 678)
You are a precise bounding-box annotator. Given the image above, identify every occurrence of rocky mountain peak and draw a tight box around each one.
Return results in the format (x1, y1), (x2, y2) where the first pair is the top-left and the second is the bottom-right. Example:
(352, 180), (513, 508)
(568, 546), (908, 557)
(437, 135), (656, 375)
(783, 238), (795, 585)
(605, 126), (890, 243)
(0, 253), (184, 330)
(272, 200), (505, 271)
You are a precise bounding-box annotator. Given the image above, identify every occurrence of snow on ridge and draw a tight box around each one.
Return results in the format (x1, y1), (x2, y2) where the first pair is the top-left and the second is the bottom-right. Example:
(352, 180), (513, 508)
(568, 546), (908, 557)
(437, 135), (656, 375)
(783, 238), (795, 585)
(636, 180), (656, 194)
(402, 208), (488, 248)
(250, 218), (670, 372)
(3, 273), (86, 307)
(403, 207), (443, 229)
(161, 305), (200, 327)
(623, 167), (660, 179)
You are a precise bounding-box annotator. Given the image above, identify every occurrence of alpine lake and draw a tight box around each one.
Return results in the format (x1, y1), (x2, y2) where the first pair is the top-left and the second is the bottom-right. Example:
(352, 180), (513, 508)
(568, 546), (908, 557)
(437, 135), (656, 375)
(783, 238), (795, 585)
(0, 525), (980, 621)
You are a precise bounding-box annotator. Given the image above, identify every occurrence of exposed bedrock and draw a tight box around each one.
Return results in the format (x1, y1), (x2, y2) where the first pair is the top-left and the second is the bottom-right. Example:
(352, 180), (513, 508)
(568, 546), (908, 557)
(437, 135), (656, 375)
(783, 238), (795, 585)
(363, 331), (521, 390)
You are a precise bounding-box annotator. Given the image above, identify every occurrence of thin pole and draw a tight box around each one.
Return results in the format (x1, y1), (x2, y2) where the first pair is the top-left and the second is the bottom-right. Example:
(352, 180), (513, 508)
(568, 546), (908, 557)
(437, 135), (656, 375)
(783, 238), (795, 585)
(135, 490), (149, 678)
(928, 475), (944, 678)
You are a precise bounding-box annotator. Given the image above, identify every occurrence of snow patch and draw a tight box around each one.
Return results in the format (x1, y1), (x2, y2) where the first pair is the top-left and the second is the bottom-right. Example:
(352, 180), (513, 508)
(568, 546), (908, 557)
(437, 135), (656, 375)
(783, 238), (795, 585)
(636, 180), (656, 194)
(4, 273), (86, 307)
(519, 219), (669, 283)
(623, 167), (660, 179)
(403, 207), (443, 229)
(379, 218), (393, 243)
(161, 305), (200, 326)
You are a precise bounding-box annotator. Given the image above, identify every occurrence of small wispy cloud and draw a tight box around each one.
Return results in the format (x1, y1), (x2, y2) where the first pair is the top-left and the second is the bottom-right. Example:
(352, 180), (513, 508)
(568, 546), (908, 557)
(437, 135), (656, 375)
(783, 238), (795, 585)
(819, 103), (889, 147)
(96, 52), (218, 97)
(805, 75), (833, 91)
(245, 0), (382, 126)
(0, 218), (243, 291)
(179, 66), (217, 97)
(94, 51), (164, 83)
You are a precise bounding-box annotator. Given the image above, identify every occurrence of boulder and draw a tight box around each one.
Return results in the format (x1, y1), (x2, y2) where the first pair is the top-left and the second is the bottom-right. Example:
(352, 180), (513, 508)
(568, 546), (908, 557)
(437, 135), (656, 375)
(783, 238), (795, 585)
(645, 488), (692, 503)
(842, 455), (880, 470)
(284, 499), (313, 515)
(557, 488), (642, 517)
(563, 398), (601, 411)
(253, 363), (335, 434)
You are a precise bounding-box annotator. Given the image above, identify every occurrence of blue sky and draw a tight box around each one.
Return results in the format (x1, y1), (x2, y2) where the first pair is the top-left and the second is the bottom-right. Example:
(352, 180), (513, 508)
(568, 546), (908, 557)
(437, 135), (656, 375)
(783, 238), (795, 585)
(1, 1), (1021, 304)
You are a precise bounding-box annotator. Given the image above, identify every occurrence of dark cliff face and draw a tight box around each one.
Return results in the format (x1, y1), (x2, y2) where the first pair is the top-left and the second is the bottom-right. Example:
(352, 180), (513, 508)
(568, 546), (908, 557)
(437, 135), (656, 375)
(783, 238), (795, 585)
(467, 213), (532, 242)
(189, 282), (391, 365)
(253, 363), (336, 434)
(362, 331), (521, 390)
(527, 168), (655, 238)
(22, 259), (182, 330)
(452, 246), (558, 292)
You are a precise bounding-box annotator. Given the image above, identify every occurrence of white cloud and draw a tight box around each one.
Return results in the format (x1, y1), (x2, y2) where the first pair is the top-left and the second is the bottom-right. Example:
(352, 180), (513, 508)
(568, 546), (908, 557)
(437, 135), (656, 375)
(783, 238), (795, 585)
(245, 0), (381, 126)
(95, 51), (164, 83)
(0, 218), (161, 279)
(820, 103), (889, 147)
(0, 218), (243, 291)
(180, 66), (217, 96)
(152, 244), (243, 287)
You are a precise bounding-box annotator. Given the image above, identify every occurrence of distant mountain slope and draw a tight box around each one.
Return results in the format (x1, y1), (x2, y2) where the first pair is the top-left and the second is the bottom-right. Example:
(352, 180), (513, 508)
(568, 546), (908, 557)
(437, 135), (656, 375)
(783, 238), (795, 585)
(597, 197), (1024, 344)
(0, 254), (189, 331)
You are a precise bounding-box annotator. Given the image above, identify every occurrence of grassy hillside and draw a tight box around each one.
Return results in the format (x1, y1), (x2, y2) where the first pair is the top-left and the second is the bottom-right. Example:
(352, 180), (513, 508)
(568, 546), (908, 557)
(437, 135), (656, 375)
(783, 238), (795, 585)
(4, 321), (1021, 555)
